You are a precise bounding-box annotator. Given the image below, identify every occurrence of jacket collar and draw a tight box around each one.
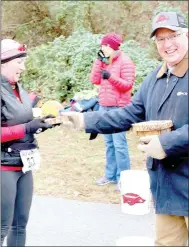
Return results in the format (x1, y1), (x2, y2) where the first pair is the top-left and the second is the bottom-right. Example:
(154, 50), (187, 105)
(1, 75), (19, 94)
(157, 52), (188, 78)
(1, 75), (9, 84)
(112, 50), (121, 63)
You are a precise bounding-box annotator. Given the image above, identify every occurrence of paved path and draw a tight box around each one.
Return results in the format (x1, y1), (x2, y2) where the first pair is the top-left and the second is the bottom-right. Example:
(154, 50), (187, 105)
(4, 195), (155, 246)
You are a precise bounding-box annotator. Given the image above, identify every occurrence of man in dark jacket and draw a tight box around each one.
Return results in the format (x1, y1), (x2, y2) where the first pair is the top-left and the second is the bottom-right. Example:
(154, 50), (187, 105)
(60, 12), (188, 246)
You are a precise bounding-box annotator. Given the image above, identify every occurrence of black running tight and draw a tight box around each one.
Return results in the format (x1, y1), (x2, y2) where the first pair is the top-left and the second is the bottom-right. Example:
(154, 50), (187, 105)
(1, 170), (33, 247)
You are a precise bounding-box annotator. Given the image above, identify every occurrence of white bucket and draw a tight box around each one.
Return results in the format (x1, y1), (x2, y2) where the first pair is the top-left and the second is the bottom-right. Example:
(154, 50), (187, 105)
(119, 170), (151, 215)
(116, 236), (154, 246)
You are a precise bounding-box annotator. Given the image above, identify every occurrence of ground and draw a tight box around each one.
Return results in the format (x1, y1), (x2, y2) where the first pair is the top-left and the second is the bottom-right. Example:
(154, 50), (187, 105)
(33, 126), (146, 204)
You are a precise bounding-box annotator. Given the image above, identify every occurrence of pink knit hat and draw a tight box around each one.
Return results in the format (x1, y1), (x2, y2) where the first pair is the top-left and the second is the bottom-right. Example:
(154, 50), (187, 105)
(1, 39), (27, 63)
(100, 33), (123, 50)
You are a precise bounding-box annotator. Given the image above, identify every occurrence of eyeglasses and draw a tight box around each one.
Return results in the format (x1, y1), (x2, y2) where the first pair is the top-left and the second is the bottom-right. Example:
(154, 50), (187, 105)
(155, 32), (184, 45)
(18, 44), (27, 52)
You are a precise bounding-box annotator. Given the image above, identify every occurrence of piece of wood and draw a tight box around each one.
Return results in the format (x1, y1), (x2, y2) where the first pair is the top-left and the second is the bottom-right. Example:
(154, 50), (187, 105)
(132, 120), (173, 137)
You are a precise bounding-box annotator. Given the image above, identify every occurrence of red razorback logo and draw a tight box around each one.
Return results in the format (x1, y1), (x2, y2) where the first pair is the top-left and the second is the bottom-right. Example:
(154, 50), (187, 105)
(156, 15), (169, 23)
(122, 193), (146, 206)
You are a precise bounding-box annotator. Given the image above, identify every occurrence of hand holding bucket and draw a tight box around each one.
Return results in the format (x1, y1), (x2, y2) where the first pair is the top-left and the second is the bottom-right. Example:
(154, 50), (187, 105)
(132, 120), (173, 160)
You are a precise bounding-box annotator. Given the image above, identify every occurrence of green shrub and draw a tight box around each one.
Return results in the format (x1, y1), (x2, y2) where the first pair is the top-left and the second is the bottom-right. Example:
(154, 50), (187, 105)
(121, 40), (160, 93)
(21, 31), (160, 101)
(22, 31), (101, 101)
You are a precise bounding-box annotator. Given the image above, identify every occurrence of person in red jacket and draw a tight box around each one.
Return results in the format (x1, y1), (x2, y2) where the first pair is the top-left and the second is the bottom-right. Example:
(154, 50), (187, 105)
(1, 39), (54, 246)
(90, 33), (136, 188)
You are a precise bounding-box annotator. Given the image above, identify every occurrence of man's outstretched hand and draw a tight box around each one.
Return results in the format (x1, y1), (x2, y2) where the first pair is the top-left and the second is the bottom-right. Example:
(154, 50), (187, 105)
(59, 112), (85, 130)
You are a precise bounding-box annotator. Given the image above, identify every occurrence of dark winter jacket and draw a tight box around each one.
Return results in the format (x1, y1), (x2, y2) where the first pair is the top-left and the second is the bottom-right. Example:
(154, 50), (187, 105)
(1, 75), (37, 167)
(84, 53), (188, 216)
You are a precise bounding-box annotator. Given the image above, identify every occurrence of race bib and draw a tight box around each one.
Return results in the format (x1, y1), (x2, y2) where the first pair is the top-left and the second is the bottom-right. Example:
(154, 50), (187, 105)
(20, 149), (40, 173)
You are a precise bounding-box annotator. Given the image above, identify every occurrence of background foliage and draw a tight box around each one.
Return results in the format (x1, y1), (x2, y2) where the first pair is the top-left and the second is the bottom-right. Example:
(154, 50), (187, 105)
(2, 1), (188, 102)
(21, 32), (161, 101)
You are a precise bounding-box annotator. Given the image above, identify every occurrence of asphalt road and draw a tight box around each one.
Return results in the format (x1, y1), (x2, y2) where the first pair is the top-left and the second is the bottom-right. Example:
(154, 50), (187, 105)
(3, 195), (155, 246)
(27, 195), (155, 246)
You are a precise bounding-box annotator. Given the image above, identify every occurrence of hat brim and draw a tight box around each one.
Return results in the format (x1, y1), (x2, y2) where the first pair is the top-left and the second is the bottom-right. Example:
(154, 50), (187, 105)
(150, 25), (181, 38)
(1, 52), (27, 63)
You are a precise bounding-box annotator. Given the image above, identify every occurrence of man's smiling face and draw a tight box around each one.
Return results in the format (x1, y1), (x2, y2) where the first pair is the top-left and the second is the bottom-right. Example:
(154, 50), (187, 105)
(155, 28), (188, 66)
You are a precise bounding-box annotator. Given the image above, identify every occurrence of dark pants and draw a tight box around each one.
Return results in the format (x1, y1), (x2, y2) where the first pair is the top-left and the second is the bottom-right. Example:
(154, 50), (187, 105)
(1, 170), (33, 247)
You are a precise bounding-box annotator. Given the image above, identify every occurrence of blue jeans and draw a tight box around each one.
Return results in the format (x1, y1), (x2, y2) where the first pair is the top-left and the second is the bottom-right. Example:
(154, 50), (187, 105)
(99, 106), (130, 182)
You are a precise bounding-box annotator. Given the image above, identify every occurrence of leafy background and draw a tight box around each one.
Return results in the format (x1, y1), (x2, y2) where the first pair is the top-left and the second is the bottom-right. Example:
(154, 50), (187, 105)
(2, 1), (188, 102)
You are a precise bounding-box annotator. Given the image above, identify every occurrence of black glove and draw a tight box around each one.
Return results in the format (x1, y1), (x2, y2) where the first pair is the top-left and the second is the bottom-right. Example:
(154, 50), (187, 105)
(97, 50), (106, 62)
(101, 70), (111, 79)
(25, 118), (53, 134)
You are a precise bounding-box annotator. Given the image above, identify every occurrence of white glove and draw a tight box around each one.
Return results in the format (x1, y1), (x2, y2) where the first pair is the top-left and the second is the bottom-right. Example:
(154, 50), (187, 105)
(138, 135), (166, 160)
(59, 112), (85, 130)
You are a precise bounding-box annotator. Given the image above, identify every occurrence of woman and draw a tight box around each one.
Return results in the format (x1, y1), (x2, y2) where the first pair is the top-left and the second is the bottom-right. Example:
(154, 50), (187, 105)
(1, 39), (53, 246)
(90, 33), (136, 189)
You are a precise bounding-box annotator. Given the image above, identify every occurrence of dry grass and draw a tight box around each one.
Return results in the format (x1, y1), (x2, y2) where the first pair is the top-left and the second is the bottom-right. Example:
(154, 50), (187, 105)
(33, 126), (145, 204)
